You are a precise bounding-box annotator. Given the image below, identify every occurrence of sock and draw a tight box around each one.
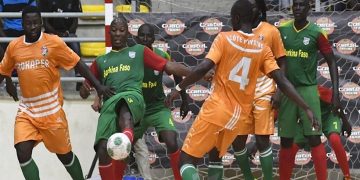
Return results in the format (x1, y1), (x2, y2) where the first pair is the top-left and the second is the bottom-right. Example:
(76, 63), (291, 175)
(180, 164), (200, 180)
(20, 158), (40, 180)
(169, 149), (182, 180)
(259, 147), (273, 180)
(123, 128), (134, 143)
(63, 154), (84, 180)
(234, 148), (254, 180)
(208, 161), (223, 180)
(279, 144), (298, 180)
(99, 163), (115, 180)
(113, 160), (127, 180)
(328, 133), (350, 178)
(311, 143), (327, 180)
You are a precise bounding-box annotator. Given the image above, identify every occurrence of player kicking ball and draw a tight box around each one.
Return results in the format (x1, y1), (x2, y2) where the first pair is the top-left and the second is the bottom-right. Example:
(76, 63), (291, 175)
(175, 0), (319, 179)
(0, 6), (113, 180)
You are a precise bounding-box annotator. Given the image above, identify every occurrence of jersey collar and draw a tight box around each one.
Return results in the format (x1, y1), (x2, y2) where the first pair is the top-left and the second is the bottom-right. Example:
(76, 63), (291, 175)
(292, 21), (310, 33)
(23, 32), (43, 45)
(236, 30), (254, 36)
(252, 21), (263, 31)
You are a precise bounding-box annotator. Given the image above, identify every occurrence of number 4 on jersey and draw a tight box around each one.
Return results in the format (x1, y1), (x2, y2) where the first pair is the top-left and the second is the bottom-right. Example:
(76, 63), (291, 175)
(229, 57), (251, 90)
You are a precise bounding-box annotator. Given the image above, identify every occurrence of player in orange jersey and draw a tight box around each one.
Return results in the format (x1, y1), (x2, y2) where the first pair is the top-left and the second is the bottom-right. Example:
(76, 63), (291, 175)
(0, 6), (113, 180)
(176, 0), (319, 179)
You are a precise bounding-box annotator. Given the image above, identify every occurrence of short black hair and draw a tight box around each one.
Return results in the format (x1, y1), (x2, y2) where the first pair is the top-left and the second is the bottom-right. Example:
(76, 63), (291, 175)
(22, 6), (41, 19)
(255, 0), (267, 21)
(231, 0), (254, 22)
(138, 23), (155, 34)
(111, 17), (128, 27)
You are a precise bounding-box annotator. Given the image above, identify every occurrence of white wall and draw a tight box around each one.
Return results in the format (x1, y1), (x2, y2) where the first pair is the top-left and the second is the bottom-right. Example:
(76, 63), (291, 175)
(0, 99), (101, 180)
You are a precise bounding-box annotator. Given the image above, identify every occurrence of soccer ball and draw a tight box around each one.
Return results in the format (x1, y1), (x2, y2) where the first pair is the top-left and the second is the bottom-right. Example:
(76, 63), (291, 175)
(107, 133), (132, 160)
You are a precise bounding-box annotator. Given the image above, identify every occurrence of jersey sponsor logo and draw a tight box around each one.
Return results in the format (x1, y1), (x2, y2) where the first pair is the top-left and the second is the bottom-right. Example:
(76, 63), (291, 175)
(327, 150), (351, 164)
(270, 127), (280, 145)
(222, 152), (235, 166)
(103, 64), (131, 78)
(315, 17), (337, 35)
(142, 81), (158, 89)
(41, 46), (48, 57)
(258, 34), (264, 41)
(285, 49), (309, 58)
(339, 82), (360, 100)
(200, 17), (224, 35)
(128, 18), (145, 36)
(16, 59), (50, 71)
(152, 40), (170, 52)
(348, 17), (360, 34)
(353, 64), (360, 76)
(303, 37), (310, 45)
(251, 152), (261, 166)
(129, 51), (136, 58)
(333, 39), (359, 55)
(150, 131), (165, 145)
(182, 39), (207, 56)
(317, 63), (342, 79)
(162, 19), (186, 36)
(186, 84), (210, 101)
(171, 107), (192, 123)
(295, 150), (312, 165)
(348, 126), (360, 144)
(148, 151), (159, 164)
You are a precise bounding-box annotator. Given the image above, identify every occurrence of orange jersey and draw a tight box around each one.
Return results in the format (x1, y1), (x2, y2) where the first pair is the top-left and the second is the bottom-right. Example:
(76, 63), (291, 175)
(0, 33), (79, 127)
(253, 22), (286, 99)
(203, 30), (279, 129)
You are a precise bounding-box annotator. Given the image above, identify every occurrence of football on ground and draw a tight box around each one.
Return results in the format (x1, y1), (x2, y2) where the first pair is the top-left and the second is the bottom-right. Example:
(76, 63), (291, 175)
(107, 133), (132, 160)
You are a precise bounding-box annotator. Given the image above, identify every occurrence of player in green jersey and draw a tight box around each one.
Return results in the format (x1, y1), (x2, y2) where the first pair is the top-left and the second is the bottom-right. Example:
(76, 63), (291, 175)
(276, 0), (341, 179)
(84, 17), (192, 180)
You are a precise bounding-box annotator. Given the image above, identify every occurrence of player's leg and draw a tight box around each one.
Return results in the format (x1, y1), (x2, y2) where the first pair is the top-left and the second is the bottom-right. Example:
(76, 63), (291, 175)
(232, 135), (254, 180)
(299, 85), (327, 180)
(278, 93), (299, 180)
(255, 135), (272, 180)
(207, 148), (223, 180)
(321, 101), (350, 179)
(56, 151), (84, 180)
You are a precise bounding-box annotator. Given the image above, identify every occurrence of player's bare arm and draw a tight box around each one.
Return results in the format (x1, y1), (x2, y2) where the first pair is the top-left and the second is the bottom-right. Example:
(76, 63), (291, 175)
(271, 56), (286, 108)
(270, 69), (319, 130)
(323, 52), (341, 114)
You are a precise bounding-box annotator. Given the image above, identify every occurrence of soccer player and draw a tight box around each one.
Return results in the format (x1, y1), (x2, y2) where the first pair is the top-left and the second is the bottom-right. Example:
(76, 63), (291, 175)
(276, 0), (341, 179)
(176, 0), (319, 179)
(207, 0), (287, 179)
(85, 17), (192, 180)
(0, 6), (113, 180)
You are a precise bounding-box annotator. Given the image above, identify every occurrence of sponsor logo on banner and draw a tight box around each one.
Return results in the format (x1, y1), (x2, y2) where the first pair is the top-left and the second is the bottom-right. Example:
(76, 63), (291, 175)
(182, 39), (207, 56)
(270, 127), (280, 145)
(128, 18), (145, 36)
(200, 18), (224, 35)
(315, 17), (337, 35)
(339, 82), (360, 100)
(295, 150), (312, 165)
(251, 152), (261, 166)
(327, 150), (351, 164)
(348, 126), (360, 144)
(151, 131), (165, 145)
(171, 107), (192, 123)
(186, 84), (210, 101)
(274, 18), (292, 27)
(222, 152), (235, 166)
(348, 17), (360, 34)
(162, 19), (186, 36)
(353, 64), (360, 76)
(317, 63), (341, 79)
(148, 152), (159, 164)
(163, 85), (171, 96)
(152, 40), (170, 52)
(333, 39), (359, 55)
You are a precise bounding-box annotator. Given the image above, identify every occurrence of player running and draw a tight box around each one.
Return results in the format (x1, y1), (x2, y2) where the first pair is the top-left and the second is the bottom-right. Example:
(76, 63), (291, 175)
(276, 0), (341, 179)
(207, 0), (287, 179)
(176, 0), (318, 179)
(0, 6), (113, 180)
(84, 17), (192, 180)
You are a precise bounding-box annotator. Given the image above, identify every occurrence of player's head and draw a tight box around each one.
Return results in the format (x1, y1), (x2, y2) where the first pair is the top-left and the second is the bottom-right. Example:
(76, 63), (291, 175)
(255, 0), (267, 21)
(292, 0), (310, 21)
(110, 17), (129, 50)
(22, 6), (42, 42)
(231, 0), (258, 31)
(136, 23), (155, 49)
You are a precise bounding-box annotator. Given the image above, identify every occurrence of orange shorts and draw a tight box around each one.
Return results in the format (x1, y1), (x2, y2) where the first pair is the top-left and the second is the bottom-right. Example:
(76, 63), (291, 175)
(14, 109), (72, 154)
(181, 116), (238, 158)
(238, 96), (274, 135)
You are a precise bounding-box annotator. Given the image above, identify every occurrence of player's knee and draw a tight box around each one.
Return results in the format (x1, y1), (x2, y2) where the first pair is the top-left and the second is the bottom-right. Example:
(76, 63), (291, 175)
(208, 148), (222, 162)
(232, 135), (247, 151)
(56, 151), (73, 165)
(15, 141), (34, 163)
(255, 135), (270, 152)
(96, 140), (111, 164)
(280, 137), (294, 148)
(161, 131), (178, 153)
(306, 135), (321, 147)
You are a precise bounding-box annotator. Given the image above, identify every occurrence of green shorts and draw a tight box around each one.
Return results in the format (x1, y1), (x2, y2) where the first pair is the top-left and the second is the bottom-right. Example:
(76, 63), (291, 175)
(278, 85), (322, 138)
(134, 101), (176, 140)
(94, 91), (145, 146)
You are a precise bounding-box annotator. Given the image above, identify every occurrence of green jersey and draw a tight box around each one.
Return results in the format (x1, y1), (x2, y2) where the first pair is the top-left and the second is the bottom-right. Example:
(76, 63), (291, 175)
(278, 20), (330, 87)
(142, 48), (171, 104)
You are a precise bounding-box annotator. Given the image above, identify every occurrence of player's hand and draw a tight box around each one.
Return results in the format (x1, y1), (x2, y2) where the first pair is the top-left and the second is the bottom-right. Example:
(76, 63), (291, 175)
(271, 90), (282, 109)
(305, 109), (320, 132)
(96, 85), (115, 100)
(79, 83), (91, 99)
(180, 99), (189, 119)
(203, 69), (215, 82)
(5, 78), (18, 101)
(164, 89), (180, 108)
(91, 99), (102, 112)
(331, 93), (342, 116)
(339, 109), (352, 137)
